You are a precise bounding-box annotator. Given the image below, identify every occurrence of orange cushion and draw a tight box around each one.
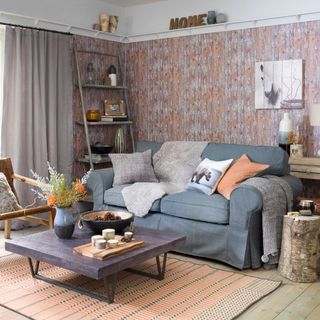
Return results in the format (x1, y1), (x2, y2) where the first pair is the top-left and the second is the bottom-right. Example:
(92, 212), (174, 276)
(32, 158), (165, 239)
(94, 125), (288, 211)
(217, 154), (269, 199)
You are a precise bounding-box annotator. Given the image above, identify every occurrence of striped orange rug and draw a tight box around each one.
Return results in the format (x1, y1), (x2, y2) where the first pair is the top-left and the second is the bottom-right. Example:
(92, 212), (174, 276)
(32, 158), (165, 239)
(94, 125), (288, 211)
(0, 254), (280, 320)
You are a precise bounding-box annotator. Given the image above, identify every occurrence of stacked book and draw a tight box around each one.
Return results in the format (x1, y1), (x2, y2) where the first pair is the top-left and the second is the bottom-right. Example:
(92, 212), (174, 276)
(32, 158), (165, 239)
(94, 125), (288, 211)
(101, 115), (128, 122)
(84, 154), (110, 162)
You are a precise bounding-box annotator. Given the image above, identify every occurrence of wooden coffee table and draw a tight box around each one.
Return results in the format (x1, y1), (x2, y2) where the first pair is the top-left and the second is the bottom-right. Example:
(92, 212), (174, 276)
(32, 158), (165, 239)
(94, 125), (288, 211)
(5, 226), (186, 303)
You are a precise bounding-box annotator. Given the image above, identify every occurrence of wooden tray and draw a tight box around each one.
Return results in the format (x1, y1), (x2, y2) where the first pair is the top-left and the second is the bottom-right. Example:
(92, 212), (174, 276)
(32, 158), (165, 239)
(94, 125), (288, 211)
(73, 235), (144, 260)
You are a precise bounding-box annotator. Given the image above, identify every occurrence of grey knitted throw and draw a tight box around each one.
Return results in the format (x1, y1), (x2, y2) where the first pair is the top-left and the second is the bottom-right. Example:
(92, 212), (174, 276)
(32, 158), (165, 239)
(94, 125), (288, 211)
(122, 141), (208, 217)
(241, 175), (293, 266)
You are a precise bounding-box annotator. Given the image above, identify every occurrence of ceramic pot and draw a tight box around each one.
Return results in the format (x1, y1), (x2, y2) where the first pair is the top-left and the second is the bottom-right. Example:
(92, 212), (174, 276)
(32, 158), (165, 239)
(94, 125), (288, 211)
(207, 11), (216, 24)
(278, 112), (293, 154)
(114, 128), (126, 153)
(298, 200), (316, 214)
(54, 207), (75, 239)
(86, 109), (101, 122)
(290, 144), (303, 158)
(100, 13), (110, 32)
(216, 13), (227, 23)
(109, 16), (119, 33)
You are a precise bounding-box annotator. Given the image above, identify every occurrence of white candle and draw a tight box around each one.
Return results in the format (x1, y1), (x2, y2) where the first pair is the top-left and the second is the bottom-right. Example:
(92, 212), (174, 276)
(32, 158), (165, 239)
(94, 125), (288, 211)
(107, 239), (119, 249)
(91, 235), (104, 246)
(109, 74), (117, 86)
(124, 231), (133, 241)
(95, 239), (107, 249)
(102, 228), (115, 240)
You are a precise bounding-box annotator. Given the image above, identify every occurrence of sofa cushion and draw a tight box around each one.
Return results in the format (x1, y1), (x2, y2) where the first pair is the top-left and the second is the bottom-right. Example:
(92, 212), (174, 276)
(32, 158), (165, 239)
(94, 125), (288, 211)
(137, 141), (289, 176)
(186, 158), (233, 195)
(217, 154), (270, 199)
(104, 185), (161, 212)
(109, 150), (158, 186)
(161, 191), (229, 224)
(202, 143), (288, 176)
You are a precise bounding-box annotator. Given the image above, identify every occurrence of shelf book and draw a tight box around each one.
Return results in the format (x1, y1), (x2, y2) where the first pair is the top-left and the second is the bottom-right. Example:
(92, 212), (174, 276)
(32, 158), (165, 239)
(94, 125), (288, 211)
(101, 115), (128, 122)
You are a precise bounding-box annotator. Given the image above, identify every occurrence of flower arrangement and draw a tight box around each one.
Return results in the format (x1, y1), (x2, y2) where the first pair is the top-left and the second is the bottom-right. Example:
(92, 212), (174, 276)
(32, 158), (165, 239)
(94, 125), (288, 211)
(287, 131), (304, 145)
(31, 162), (92, 208)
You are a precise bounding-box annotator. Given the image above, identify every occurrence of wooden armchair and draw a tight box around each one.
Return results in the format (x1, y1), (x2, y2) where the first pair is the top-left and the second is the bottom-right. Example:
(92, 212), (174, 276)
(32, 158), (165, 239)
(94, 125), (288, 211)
(0, 158), (55, 239)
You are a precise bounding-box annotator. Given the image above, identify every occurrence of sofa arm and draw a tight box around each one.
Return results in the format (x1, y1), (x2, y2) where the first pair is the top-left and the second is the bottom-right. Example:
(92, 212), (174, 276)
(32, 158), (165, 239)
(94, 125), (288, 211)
(229, 174), (302, 227)
(87, 168), (114, 210)
(228, 185), (263, 268)
(228, 175), (302, 269)
(229, 185), (263, 229)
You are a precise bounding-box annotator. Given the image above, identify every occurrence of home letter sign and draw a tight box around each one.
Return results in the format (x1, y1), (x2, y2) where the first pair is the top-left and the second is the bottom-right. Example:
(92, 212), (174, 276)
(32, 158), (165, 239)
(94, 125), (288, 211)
(169, 14), (208, 30)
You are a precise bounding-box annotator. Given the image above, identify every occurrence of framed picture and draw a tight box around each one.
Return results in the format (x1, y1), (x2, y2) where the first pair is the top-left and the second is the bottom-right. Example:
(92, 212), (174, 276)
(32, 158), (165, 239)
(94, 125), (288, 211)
(255, 59), (303, 109)
(104, 99), (126, 116)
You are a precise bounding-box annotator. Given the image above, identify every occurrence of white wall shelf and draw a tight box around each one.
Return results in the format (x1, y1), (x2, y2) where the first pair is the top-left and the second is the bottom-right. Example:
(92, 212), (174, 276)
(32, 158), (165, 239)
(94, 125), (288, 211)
(1, 10), (320, 43)
(0, 11), (125, 42)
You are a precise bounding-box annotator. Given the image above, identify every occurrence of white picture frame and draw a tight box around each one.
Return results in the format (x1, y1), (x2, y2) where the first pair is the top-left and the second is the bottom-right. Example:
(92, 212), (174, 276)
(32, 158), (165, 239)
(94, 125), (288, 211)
(255, 59), (303, 109)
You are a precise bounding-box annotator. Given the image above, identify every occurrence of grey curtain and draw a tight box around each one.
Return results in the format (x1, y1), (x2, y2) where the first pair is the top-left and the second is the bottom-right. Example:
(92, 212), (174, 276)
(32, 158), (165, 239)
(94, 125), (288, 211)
(1, 27), (73, 214)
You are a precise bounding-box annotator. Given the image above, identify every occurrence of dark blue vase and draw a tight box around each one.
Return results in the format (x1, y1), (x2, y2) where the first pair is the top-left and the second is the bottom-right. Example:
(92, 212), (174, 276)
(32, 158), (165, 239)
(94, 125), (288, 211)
(207, 11), (216, 24)
(54, 207), (75, 239)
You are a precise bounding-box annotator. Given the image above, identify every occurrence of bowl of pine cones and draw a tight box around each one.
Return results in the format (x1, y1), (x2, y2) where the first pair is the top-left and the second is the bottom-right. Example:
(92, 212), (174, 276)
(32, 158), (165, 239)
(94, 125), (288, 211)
(79, 210), (134, 233)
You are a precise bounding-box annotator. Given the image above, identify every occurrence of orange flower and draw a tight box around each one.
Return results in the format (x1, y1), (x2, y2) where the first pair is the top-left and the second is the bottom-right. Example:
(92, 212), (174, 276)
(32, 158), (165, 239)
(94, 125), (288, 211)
(47, 194), (57, 207)
(75, 182), (85, 194)
(287, 131), (304, 145)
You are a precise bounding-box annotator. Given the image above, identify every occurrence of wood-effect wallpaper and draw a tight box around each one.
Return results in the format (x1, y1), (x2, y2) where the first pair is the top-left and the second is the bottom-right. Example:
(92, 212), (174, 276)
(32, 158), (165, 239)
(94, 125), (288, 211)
(73, 21), (320, 195)
(125, 20), (320, 157)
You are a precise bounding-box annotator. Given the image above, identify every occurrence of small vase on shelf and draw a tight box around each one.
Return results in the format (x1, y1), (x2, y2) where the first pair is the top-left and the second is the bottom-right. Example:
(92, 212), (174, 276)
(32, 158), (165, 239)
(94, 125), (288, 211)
(114, 128), (126, 153)
(54, 207), (75, 239)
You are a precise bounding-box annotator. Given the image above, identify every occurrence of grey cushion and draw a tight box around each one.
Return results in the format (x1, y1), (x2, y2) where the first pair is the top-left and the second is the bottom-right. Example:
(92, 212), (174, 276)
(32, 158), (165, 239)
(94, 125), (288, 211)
(104, 185), (161, 212)
(161, 191), (229, 224)
(0, 172), (22, 214)
(202, 143), (289, 176)
(109, 150), (158, 186)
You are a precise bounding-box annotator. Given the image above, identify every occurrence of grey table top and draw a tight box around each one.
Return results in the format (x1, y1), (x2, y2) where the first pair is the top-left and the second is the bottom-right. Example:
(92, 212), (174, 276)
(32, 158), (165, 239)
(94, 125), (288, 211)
(5, 227), (186, 279)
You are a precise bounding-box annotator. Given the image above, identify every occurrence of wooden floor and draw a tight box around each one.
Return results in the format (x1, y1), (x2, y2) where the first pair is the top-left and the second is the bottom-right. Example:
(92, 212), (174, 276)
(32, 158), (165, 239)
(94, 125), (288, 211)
(0, 226), (319, 320)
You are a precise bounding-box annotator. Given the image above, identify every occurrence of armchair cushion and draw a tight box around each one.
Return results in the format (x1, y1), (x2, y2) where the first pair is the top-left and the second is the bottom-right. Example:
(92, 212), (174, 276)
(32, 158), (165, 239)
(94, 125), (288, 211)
(0, 172), (22, 214)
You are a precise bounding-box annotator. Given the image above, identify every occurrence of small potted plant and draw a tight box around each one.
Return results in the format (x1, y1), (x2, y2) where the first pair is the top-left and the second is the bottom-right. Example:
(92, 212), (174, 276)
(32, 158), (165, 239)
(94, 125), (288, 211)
(287, 131), (304, 158)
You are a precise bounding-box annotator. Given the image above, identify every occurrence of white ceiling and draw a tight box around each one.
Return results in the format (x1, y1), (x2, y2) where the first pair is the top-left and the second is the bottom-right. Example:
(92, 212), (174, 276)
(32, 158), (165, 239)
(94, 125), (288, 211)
(102, 0), (168, 7)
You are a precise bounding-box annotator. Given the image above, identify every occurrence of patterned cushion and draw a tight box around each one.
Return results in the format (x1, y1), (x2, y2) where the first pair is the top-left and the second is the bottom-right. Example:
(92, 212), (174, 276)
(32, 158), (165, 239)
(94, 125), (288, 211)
(186, 158), (233, 195)
(109, 150), (158, 186)
(0, 172), (22, 214)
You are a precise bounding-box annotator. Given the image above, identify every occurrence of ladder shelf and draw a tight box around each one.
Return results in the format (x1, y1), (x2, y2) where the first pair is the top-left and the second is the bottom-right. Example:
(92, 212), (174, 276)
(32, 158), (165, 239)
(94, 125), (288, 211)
(73, 45), (135, 170)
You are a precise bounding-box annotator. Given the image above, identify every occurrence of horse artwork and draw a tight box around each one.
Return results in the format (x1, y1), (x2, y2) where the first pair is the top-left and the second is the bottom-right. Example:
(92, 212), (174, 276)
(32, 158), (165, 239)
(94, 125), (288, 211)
(255, 59), (303, 109)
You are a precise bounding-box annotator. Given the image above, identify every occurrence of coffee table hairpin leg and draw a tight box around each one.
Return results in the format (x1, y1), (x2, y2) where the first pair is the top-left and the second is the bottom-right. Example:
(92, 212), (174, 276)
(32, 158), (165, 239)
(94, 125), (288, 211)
(26, 253), (167, 303)
(126, 253), (168, 280)
(27, 258), (117, 303)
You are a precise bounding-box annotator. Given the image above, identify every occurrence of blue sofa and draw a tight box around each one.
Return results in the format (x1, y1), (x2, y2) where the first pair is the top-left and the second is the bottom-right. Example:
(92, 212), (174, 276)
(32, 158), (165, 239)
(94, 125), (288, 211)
(87, 141), (302, 269)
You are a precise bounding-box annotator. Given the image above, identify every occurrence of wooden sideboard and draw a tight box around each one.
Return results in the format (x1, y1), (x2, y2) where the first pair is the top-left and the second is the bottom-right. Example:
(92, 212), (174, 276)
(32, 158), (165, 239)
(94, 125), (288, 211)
(289, 157), (320, 180)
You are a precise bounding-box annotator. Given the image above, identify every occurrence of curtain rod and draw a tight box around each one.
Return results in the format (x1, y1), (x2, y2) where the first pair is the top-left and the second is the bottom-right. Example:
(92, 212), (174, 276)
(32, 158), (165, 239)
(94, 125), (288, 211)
(0, 22), (72, 36)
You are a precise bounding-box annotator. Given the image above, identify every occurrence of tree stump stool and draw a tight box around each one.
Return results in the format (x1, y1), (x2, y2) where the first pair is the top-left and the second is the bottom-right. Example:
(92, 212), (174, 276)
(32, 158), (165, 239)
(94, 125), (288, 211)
(278, 215), (320, 282)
